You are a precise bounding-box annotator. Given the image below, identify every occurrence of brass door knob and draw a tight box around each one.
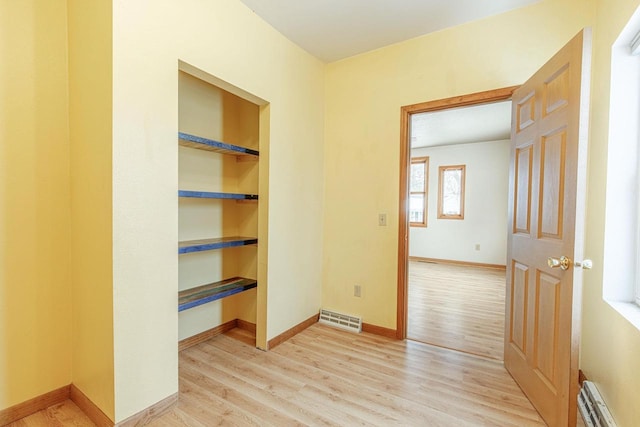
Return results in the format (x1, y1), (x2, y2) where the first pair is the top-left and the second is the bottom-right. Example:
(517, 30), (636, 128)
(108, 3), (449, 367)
(547, 256), (592, 270)
(548, 256), (571, 270)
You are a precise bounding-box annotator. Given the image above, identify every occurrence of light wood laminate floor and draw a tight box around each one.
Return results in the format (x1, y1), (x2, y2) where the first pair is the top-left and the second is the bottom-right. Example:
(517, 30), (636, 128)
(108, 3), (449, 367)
(6, 400), (93, 426)
(148, 324), (544, 426)
(11, 325), (551, 426)
(408, 260), (506, 360)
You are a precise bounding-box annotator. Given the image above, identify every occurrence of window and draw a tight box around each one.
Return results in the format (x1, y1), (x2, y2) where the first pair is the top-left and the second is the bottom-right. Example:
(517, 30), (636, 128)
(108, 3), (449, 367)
(602, 7), (640, 330)
(438, 165), (465, 219)
(410, 157), (428, 227)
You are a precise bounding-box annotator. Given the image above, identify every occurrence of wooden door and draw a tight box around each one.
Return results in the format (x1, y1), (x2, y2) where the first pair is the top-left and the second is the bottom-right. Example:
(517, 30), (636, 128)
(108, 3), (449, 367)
(505, 29), (591, 427)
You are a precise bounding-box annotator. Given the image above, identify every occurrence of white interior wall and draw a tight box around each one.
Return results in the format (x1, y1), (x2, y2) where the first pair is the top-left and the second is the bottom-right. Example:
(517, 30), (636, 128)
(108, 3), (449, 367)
(409, 139), (510, 265)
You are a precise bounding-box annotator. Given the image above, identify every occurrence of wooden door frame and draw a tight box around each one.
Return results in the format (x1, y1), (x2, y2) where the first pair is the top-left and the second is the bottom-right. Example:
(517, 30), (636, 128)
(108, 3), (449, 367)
(396, 86), (520, 339)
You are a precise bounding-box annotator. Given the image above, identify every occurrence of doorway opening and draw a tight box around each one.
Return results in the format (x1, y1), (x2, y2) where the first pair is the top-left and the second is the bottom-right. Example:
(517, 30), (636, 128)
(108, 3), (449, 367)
(397, 87), (518, 360)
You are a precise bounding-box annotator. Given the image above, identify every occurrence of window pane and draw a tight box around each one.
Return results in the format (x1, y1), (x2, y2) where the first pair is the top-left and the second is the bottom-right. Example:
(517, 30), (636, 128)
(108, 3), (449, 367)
(410, 163), (425, 192)
(410, 194), (424, 223)
(442, 169), (462, 215)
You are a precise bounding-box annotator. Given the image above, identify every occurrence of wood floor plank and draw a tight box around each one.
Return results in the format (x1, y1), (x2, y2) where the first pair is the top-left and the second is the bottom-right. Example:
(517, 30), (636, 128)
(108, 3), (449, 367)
(182, 348), (336, 426)
(178, 376), (262, 427)
(146, 409), (201, 427)
(210, 339), (398, 425)
(280, 336), (539, 426)
(408, 260), (506, 360)
(6, 401), (95, 427)
(307, 331), (529, 402)
(180, 363), (304, 427)
(222, 327), (256, 347)
(181, 344), (348, 425)
(217, 336), (416, 425)
(196, 343), (305, 396)
(181, 358), (304, 426)
(253, 347), (467, 426)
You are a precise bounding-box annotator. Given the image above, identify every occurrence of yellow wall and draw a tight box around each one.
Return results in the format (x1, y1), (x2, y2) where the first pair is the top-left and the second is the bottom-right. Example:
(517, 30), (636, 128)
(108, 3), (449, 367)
(581, 0), (640, 425)
(0, 0), (73, 410)
(111, 0), (324, 420)
(68, 0), (115, 421)
(324, 0), (640, 424)
(9, 0), (640, 425)
(2, 0), (323, 420)
(323, 0), (594, 328)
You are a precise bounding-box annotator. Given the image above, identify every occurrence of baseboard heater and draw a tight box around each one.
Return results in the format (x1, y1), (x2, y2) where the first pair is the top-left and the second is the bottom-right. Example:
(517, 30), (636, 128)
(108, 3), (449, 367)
(319, 309), (362, 333)
(578, 381), (617, 427)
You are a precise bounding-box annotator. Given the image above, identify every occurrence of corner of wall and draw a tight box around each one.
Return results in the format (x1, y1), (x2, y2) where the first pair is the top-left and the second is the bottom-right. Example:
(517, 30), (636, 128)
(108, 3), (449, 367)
(68, 0), (115, 421)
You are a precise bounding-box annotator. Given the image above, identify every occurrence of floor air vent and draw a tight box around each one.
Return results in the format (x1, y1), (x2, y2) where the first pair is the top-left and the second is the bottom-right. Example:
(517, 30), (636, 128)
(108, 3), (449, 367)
(319, 309), (362, 333)
(578, 381), (617, 427)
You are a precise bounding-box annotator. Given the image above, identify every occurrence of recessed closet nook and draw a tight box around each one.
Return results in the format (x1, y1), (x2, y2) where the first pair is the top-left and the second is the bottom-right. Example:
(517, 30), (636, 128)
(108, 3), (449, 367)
(177, 63), (269, 350)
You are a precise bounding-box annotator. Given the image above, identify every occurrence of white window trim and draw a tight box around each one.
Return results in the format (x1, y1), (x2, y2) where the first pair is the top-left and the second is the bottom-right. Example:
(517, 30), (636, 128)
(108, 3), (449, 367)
(636, 162), (640, 307)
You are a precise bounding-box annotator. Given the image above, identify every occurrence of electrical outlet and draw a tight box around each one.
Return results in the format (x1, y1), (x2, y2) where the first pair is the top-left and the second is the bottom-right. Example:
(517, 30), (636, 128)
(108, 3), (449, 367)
(354, 284), (362, 297)
(475, 244), (481, 251)
(378, 213), (387, 226)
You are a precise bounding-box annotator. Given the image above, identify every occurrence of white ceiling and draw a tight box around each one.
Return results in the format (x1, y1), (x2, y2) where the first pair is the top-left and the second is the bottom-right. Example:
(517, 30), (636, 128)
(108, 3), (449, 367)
(411, 101), (512, 148)
(239, 0), (541, 62)
(238, 1), (521, 144)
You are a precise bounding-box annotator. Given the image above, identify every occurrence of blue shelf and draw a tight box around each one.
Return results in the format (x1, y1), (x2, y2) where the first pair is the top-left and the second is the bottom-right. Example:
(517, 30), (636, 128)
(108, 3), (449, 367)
(178, 236), (258, 254)
(179, 277), (257, 311)
(178, 190), (258, 200)
(178, 132), (259, 156)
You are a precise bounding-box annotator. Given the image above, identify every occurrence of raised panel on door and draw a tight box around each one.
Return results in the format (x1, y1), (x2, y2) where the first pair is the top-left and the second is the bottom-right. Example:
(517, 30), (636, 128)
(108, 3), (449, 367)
(517, 92), (536, 132)
(543, 65), (570, 116)
(538, 129), (567, 239)
(514, 145), (534, 235)
(510, 261), (529, 356)
(534, 270), (561, 392)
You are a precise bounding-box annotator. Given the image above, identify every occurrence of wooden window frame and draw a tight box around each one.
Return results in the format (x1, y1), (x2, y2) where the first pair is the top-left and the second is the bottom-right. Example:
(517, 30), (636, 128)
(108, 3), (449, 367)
(437, 165), (466, 220)
(409, 156), (429, 227)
